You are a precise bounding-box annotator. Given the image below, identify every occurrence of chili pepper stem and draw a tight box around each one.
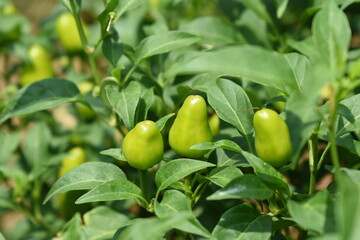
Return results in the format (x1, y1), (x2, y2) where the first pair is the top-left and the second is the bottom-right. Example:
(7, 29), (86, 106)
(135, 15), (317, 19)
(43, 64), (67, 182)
(139, 169), (150, 202)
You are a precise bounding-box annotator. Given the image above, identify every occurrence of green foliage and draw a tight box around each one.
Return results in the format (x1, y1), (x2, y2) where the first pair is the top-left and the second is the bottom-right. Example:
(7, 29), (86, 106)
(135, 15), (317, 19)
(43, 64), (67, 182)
(1, 0), (360, 239)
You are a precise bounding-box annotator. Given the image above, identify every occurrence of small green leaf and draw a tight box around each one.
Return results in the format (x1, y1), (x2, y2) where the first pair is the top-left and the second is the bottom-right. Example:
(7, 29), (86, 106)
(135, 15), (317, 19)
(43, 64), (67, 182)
(336, 94), (360, 136)
(288, 190), (336, 235)
(100, 148), (126, 161)
(0, 186), (15, 210)
(0, 130), (20, 164)
(207, 174), (274, 200)
(191, 139), (242, 153)
(242, 151), (290, 198)
(114, 214), (190, 240)
(154, 190), (211, 238)
(207, 166), (243, 188)
(335, 138), (360, 156)
(117, 0), (143, 18)
(83, 206), (129, 240)
(216, 148), (250, 167)
(312, 1), (351, 78)
(275, 0), (289, 18)
(0, 78), (80, 124)
(237, 0), (273, 25)
(208, 78), (253, 137)
(135, 31), (200, 63)
(155, 113), (175, 131)
(338, 171), (360, 239)
(155, 159), (215, 193)
(212, 203), (272, 240)
(61, 213), (87, 240)
(22, 123), (50, 175)
(179, 16), (237, 45)
(102, 32), (123, 67)
(105, 81), (141, 130)
(43, 162), (126, 204)
(75, 179), (146, 206)
(135, 87), (154, 123)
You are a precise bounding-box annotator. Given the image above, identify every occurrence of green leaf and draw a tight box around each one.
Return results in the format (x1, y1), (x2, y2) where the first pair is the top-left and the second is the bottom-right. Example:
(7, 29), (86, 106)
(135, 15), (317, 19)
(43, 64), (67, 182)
(167, 46), (303, 95)
(338, 171), (360, 239)
(179, 16), (237, 45)
(155, 159), (215, 193)
(288, 190), (336, 235)
(61, 213), (87, 240)
(0, 78), (80, 124)
(242, 151), (290, 197)
(288, 36), (317, 59)
(114, 215), (190, 240)
(284, 53), (308, 89)
(75, 179), (146, 206)
(236, 8), (271, 48)
(190, 73), (219, 92)
(312, 1), (351, 78)
(284, 56), (325, 169)
(237, 0), (273, 25)
(0, 186), (15, 209)
(208, 78), (253, 137)
(335, 94), (360, 136)
(100, 148), (126, 161)
(341, 168), (360, 183)
(275, 0), (289, 18)
(335, 138), (360, 156)
(207, 174), (274, 200)
(0, 232), (5, 240)
(0, 166), (29, 200)
(105, 81), (141, 130)
(117, 0), (144, 18)
(135, 87), (154, 123)
(135, 31), (200, 64)
(318, 94), (360, 151)
(212, 203), (272, 240)
(44, 162), (126, 204)
(0, 130), (20, 164)
(207, 166), (243, 188)
(83, 206), (129, 240)
(216, 148), (250, 167)
(22, 123), (50, 175)
(191, 139), (242, 153)
(154, 190), (211, 238)
(155, 113), (175, 132)
(102, 32), (123, 67)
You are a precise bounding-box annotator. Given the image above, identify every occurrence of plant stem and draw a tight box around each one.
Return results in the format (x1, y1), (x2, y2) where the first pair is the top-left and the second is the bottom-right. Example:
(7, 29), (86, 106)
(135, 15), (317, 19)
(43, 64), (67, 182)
(317, 143), (330, 170)
(308, 129), (319, 195)
(327, 85), (342, 183)
(328, 124), (341, 181)
(139, 169), (150, 202)
(70, 0), (100, 84)
(192, 181), (209, 206)
(122, 64), (138, 86)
